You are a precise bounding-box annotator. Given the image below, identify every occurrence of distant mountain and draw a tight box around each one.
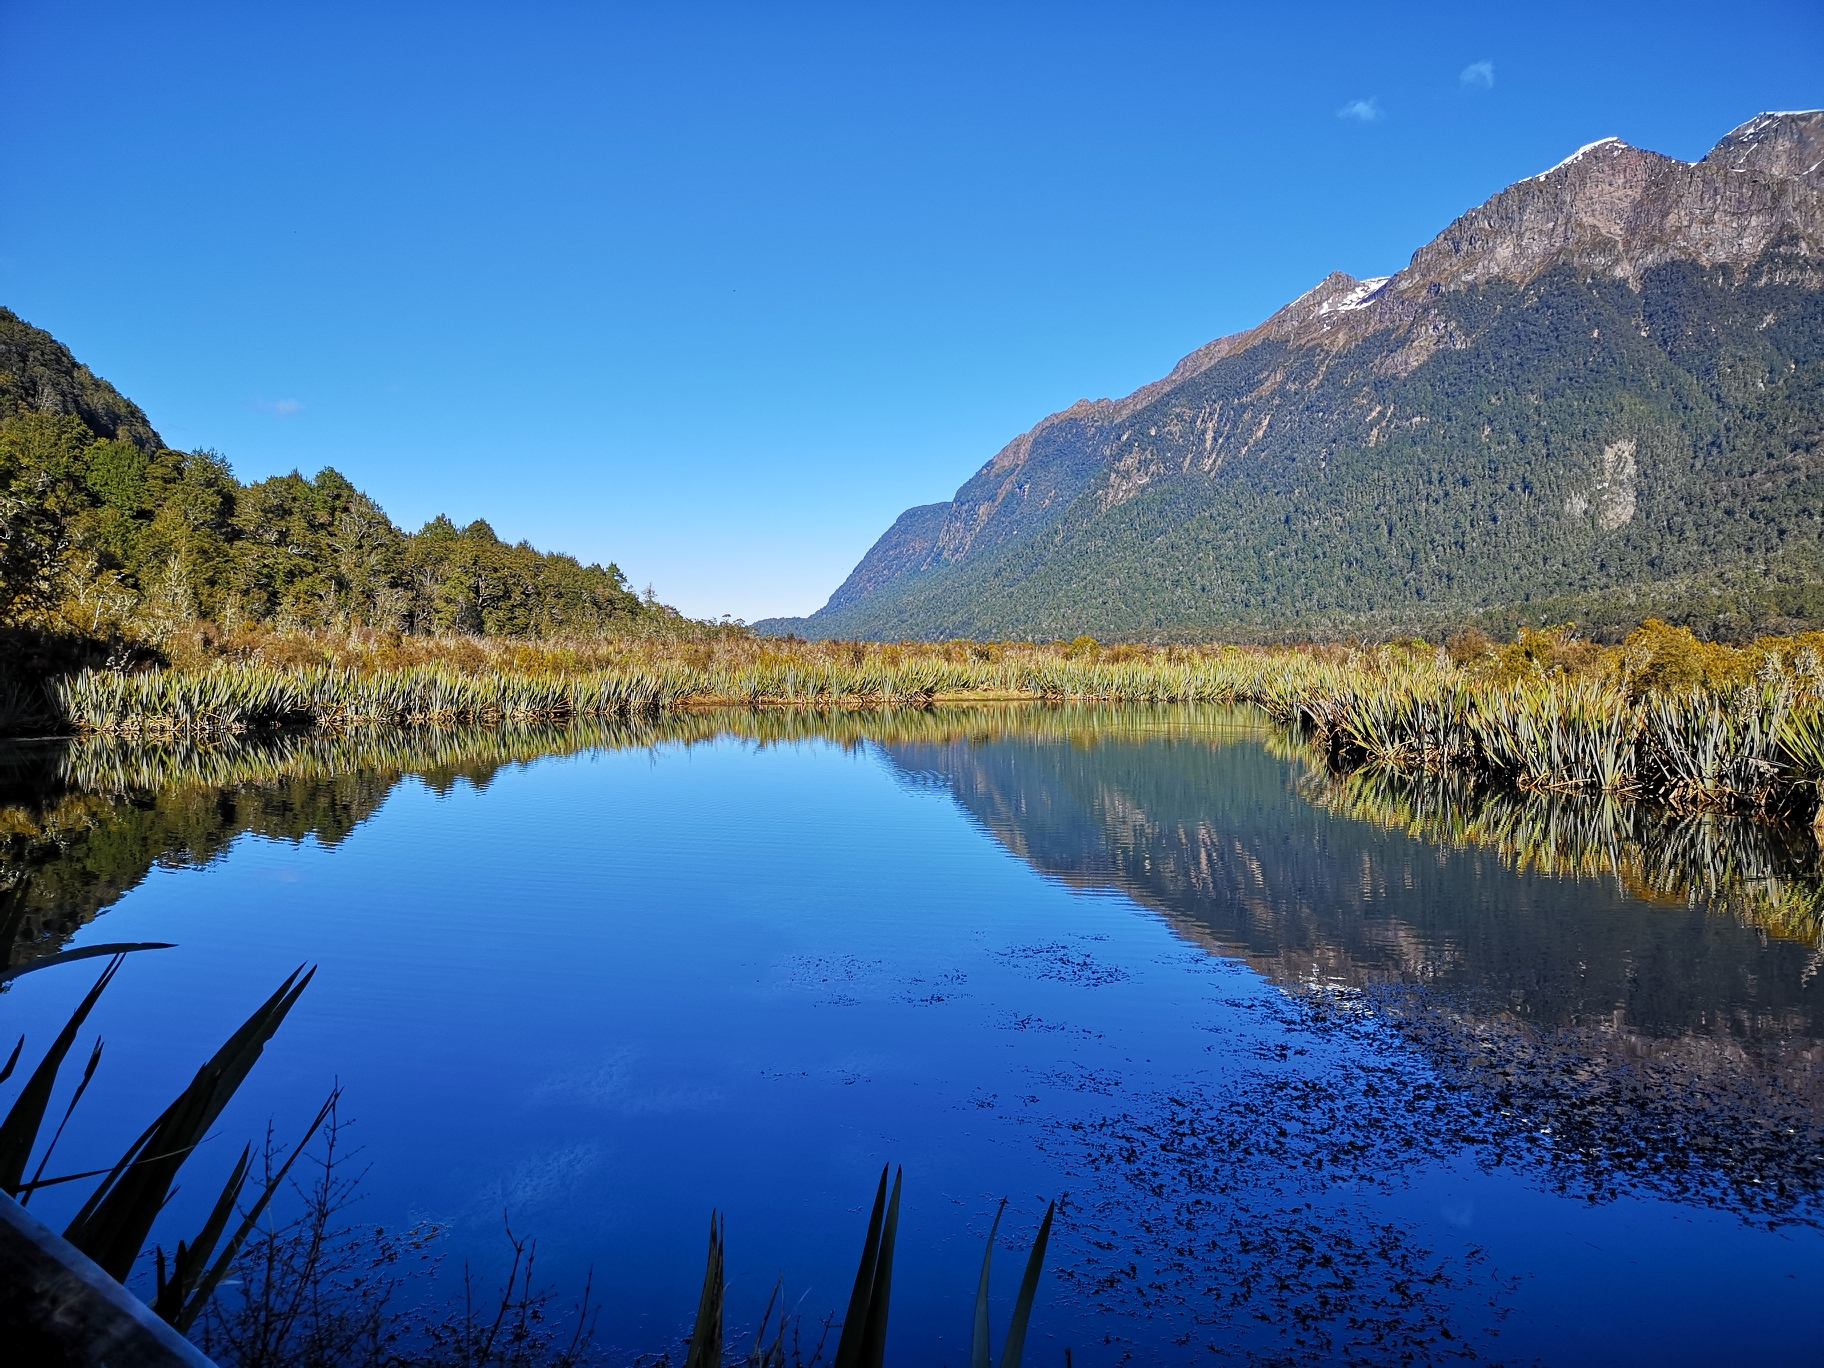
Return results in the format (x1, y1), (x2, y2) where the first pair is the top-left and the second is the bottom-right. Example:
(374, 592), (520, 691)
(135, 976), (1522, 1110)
(758, 112), (1824, 642)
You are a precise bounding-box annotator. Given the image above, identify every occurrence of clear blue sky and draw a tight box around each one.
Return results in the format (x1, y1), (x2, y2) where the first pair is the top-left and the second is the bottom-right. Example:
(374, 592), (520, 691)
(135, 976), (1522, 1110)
(3, 3), (1819, 621)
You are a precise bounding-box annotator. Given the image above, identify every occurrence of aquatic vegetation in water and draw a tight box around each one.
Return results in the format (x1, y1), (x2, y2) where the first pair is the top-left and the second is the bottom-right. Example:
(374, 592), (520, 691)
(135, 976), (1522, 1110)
(1048, 1010), (1519, 1361)
(1039, 978), (1822, 1362)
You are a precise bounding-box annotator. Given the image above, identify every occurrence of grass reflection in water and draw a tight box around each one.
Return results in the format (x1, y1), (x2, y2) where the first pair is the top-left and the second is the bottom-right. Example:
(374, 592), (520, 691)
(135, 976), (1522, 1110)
(1283, 738), (1824, 946)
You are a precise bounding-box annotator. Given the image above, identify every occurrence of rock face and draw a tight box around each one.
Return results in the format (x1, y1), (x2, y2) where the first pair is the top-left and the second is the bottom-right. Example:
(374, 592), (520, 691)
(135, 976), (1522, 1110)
(760, 112), (1824, 642)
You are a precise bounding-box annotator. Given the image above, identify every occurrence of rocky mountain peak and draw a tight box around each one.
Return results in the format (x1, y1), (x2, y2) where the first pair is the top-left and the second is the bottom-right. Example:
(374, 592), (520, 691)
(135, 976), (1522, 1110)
(1390, 113), (1824, 297)
(1703, 109), (1824, 180)
(1249, 112), (1824, 360)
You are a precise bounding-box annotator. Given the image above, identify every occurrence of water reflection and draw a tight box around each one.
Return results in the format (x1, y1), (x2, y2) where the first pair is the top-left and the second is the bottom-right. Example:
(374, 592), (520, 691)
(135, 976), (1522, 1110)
(1295, 755), (1824, 948)
(7, 704), (1821, 1025)
(3, 706), (1822, 1358)
(875, 708), (1824, 1224)
(0, 708), (1274, 969)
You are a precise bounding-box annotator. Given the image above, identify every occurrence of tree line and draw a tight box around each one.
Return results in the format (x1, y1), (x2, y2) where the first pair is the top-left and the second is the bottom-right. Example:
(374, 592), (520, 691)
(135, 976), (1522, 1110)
(0, 409), (668, 640)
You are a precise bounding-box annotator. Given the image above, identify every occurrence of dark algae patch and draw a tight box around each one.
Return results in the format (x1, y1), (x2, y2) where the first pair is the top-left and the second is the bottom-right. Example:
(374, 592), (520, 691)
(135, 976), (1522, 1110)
(998, 940), (1135, 987)
(1020, 989), (1515, 1363)
(1034, 983), (1819, 1362)
(1370, 984), (1824, 1221)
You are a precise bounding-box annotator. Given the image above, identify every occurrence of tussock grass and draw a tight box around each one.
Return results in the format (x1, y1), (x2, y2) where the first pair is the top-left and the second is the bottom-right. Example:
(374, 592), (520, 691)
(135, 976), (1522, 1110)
(27, 622), (1824, 822)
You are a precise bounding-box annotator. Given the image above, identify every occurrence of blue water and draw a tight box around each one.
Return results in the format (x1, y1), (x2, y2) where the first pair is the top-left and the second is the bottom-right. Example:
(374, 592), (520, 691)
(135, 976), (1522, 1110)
(5, 713), (1822, 1365)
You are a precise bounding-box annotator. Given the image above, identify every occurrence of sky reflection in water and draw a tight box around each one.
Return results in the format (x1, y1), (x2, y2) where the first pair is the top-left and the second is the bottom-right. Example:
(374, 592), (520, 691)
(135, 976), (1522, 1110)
(2, 708), (1821, 1365)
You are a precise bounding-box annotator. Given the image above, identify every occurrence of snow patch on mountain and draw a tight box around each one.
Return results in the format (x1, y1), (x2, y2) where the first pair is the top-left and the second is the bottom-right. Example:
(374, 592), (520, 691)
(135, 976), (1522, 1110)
(1529, 136), (1628, 181)
(1335, 277), (1391, 311)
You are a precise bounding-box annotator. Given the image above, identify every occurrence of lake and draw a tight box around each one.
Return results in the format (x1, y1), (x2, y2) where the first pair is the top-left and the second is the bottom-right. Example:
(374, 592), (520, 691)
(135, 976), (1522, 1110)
(3, 706), (1821, 1365)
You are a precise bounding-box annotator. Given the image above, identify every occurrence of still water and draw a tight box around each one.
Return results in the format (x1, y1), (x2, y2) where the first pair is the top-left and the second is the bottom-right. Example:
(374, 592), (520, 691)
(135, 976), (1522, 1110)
(3, 708), (1821, 1365)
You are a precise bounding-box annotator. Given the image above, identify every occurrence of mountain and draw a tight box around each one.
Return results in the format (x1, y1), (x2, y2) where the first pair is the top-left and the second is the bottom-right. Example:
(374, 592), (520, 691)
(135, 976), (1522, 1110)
(758, 112), (1824, 643)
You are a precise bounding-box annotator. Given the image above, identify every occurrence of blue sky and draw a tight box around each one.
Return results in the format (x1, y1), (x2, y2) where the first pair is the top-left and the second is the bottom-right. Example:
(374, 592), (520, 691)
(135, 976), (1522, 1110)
(3, 3), (1819, 621)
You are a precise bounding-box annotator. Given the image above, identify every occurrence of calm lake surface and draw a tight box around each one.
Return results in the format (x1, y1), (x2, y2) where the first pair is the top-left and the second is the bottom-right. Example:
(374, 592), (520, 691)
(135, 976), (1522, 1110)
(4, 707), (1822, 1365)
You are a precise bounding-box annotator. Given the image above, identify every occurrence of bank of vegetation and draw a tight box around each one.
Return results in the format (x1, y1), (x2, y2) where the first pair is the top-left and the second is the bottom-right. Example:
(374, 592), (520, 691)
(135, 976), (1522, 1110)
(6, 619), (1824, 826)
(0, 308), (704, 682)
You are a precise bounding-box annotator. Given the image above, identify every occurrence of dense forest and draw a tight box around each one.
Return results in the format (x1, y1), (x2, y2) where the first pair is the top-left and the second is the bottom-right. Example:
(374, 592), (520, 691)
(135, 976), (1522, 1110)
(0, 306), (674, 646)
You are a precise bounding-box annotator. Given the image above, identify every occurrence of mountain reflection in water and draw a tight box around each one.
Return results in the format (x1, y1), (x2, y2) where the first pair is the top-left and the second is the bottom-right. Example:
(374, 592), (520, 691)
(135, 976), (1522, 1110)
(877, 707), (1822, 1033)
(876, 708), (1824, 1223)
(2, 706), (1821, 1361)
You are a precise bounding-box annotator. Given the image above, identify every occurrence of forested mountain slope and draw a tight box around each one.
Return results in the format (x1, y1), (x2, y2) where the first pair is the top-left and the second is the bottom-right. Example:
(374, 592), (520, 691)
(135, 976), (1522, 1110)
(0, 307), (668, 637)
(0, 307), (166, 452)
(760, 112), (1824, 642)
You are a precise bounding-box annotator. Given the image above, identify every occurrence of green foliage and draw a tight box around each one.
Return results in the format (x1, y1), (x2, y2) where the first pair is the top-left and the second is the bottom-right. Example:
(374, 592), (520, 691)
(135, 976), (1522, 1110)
(0, 306), (165, 453)
(972, 1198), (1056, 1368)
(685, 1213), (724, 1368)
(0, 414), (655, 639)
(0, 955), (126, 1195)
(0, 308), (664, 642)
(62, 966), (315, 1280)
(0, 941), (317, 1340)
(0, 414), (85, 619)
(1617, 618), (1764, 696)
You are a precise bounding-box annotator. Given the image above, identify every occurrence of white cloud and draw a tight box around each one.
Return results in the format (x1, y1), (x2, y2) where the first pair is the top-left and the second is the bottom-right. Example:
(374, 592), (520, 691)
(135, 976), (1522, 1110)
(1337, 98), (1382, 122)
(252, 396), (306, 417)
(1460, 60), (1494, 90)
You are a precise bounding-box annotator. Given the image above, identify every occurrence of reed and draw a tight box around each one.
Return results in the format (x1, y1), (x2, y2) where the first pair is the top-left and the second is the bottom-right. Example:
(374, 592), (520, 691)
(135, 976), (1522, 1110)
(1467, 682), (1641, 793)
(1301, 673), (1817, 818)
(1639, 685), (1791, 812)
(24, 626), (1824, 823)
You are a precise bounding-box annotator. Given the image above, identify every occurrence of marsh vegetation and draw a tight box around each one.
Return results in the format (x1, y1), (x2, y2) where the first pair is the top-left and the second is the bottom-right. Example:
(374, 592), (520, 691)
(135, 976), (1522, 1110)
(9, 621), (1824, 835)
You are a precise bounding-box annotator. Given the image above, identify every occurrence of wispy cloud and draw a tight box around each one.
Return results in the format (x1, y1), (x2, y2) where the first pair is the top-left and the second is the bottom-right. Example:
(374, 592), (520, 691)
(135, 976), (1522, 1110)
(252, 396), (305, 417)
(1337, 98), (1382, 123)
(1460, 60), (1494, 90)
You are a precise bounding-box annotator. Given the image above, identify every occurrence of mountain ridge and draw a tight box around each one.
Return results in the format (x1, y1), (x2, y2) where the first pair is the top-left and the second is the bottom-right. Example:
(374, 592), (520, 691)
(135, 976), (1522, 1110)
(760, 111), (1824, 642)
